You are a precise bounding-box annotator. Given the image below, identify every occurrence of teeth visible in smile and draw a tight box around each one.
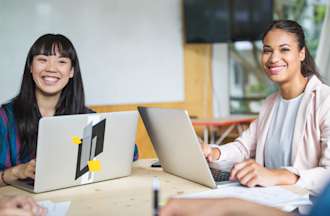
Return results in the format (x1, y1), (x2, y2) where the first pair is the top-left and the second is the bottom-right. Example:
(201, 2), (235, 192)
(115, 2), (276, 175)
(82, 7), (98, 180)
(269, 65), (284, 69)
(269, 65), (285, 73)
(42, 76), (59, 84)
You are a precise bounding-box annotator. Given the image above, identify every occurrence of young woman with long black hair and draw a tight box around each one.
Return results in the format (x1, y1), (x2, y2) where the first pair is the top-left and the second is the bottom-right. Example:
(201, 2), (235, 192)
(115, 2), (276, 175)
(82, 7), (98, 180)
(0, 34), (138, 185)
(0, 34), (93, 184)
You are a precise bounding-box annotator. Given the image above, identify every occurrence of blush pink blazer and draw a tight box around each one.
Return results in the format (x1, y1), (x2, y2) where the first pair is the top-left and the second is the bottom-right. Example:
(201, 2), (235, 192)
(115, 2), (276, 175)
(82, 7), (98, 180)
(215, 75), (330, 194)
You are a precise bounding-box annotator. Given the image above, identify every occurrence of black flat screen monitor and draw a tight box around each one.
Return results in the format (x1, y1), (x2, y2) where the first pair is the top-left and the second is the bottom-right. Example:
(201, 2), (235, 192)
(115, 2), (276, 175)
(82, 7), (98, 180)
(184, 0), (273, 43)
(184, 0), (231, 43)
(231, 0), (273, 41)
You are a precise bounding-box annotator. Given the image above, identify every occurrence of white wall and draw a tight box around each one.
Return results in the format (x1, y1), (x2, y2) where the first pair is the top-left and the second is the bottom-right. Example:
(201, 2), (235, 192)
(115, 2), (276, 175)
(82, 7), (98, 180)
(0, 0), (184, 105)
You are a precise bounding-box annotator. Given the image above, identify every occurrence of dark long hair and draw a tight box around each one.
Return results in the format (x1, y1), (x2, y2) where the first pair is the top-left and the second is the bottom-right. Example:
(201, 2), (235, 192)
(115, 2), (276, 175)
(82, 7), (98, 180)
(262, 20), (321, 79)
(7, 34), (90, 160)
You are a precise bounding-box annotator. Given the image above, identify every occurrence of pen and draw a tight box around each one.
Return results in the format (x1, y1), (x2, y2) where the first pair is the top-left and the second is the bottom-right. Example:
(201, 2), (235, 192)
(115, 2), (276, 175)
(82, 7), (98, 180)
(153, 177), (160, 216)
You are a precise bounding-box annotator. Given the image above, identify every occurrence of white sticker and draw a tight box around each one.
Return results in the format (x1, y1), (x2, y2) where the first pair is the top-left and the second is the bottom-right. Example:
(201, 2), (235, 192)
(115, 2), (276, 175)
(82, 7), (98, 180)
(79, 115), (101, 185)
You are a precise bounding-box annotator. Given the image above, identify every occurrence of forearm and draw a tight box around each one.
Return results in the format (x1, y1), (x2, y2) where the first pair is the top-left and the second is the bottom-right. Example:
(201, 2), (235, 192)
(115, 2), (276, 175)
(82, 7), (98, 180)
(272, 169), (299, 185)
(286, 166), (330, 194)
(216, 198), (291, 216)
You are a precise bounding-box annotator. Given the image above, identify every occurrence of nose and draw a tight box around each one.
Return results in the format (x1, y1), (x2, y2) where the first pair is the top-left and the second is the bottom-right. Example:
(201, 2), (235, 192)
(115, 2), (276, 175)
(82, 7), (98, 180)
(46, 59), (57, 72)
(268, 51), (281, 63)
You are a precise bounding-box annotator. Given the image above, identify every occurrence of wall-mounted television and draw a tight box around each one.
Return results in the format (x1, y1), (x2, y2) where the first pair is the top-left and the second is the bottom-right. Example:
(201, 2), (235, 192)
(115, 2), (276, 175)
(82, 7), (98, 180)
(184, 0), (273, 43)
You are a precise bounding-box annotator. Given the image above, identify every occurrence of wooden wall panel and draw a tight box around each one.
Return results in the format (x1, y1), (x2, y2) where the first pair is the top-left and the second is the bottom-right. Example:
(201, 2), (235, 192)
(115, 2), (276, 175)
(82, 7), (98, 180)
(183, 44), (213, 117)
(90, 44), (213, 158)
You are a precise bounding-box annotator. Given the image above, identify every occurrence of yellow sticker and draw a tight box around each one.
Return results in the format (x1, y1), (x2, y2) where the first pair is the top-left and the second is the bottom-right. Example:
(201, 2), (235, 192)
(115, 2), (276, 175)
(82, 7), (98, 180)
(88, 160), (101, 172)
(72, 136), (82, 145)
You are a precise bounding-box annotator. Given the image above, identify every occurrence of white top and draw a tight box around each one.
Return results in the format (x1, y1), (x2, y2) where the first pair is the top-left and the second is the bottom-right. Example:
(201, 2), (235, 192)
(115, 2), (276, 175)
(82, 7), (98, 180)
(264, 94), (304, 169)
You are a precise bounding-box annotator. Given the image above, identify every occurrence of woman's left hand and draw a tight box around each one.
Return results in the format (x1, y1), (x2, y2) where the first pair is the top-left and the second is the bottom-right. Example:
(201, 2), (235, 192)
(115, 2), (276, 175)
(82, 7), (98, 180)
(13, 160), (36, 180)
(229, 159), (278, 187)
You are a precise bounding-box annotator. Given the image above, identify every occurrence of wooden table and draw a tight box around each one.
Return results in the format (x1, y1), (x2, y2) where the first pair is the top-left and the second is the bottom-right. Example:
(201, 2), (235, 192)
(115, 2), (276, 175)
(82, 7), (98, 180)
(192, 115), (256, 144)
(0, 159), (306, 215)
(0, 160), (209, 216)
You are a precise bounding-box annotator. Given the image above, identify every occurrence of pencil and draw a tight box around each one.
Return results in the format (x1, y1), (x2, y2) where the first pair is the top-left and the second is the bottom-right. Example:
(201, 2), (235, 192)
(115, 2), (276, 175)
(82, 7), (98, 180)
(152, 177), (160, 216)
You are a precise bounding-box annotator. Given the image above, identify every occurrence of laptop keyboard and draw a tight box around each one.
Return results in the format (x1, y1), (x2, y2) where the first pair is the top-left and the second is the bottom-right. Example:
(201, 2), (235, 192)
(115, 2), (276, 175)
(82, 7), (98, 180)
(210, 167), (230, 182)
(19, 178), (35, 186)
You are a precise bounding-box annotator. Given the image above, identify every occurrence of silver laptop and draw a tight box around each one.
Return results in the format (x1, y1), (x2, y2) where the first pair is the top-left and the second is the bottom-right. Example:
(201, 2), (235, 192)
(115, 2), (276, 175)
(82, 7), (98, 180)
(138, 107), (234, 189)
(11, 111), (138, 193)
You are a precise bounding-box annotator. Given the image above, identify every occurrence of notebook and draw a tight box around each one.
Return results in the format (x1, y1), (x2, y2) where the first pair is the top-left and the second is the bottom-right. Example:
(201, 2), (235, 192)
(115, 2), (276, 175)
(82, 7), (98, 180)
(181, 185), (311, 212)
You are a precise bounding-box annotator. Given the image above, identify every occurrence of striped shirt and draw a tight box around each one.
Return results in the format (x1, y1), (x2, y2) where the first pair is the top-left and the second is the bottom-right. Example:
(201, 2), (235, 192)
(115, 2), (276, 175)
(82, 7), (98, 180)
(0, 103), (32, 171)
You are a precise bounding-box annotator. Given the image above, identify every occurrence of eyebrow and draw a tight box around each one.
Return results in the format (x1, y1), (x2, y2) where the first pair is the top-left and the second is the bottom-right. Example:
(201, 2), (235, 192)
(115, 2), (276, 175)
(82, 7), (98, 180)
(36, 53), (69, 58)
(279, 43), (290, 47)
(263, 43), (291, 48)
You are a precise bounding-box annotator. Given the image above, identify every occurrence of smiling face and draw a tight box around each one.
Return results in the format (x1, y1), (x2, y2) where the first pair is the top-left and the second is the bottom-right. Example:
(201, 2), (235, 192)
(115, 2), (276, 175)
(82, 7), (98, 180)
(261, 29), (306, 85)
(30, 49), (73, 97)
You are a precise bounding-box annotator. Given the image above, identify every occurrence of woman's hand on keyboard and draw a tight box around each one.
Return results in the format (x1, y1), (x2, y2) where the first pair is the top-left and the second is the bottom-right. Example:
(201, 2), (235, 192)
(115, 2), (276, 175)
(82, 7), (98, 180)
(6, 159), (36, 181)
(201, 144), (221, 162)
